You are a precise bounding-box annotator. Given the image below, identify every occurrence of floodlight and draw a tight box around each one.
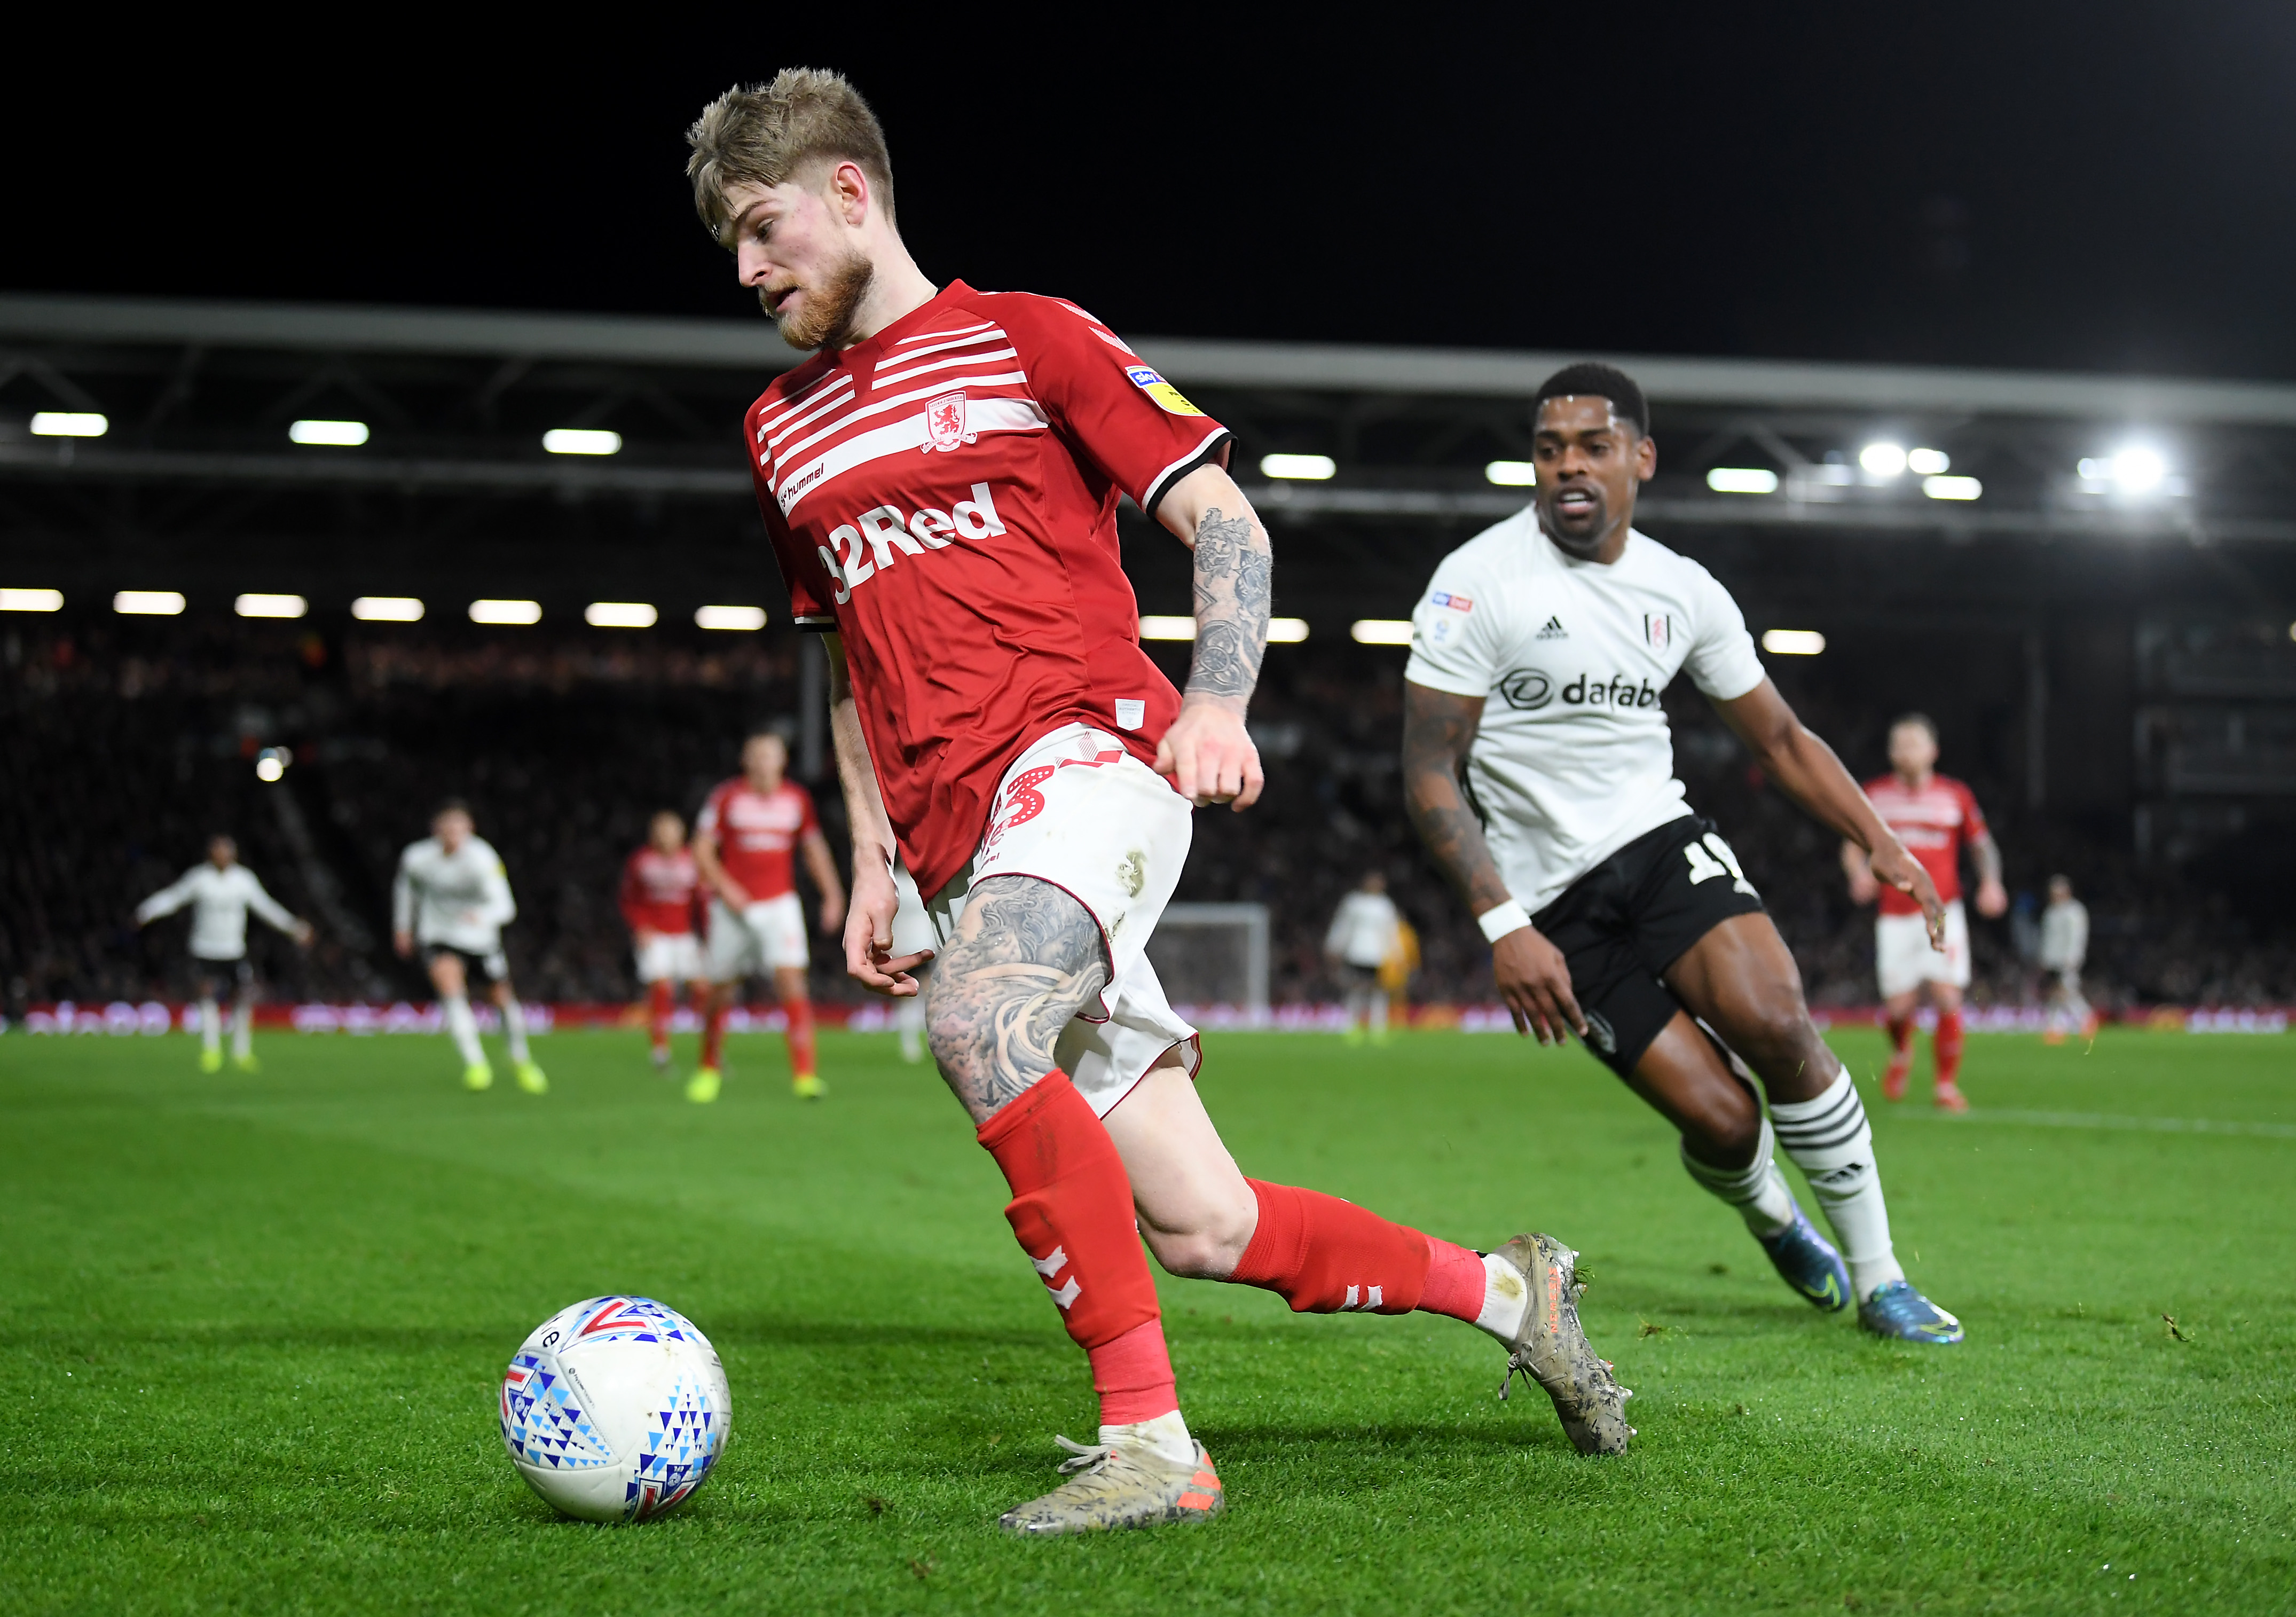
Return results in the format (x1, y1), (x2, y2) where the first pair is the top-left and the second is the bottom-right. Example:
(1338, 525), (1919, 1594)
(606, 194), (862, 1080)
(29, 412), (107, 437)
(1138, 616), (1196, 640)
(542, 428), (622, 456)
(1350, 619), (1414, 646)
(1259, 453), (1336, 481)
(1266, 618), (1310, 643)
(255, 748), (290, 783)
(1707, 468), (1779, 494)
(1859, 442), (1908, 477)
(114, 591), (185, 615)
(1762, 629), (1826, 656)
(288, 419), (369, 446)
(1922, 476), (1983, 501)
(235, 593), (308, 618)
(352, 596), (424, 622)
(469, 599), (543, 624)
(1484, 460), (1537, 486)
(2112, 447), (2166, 490)
(584, 602), (657, 628)
(695, 605), (767, 631)
(1907, 448), (1951, 475)
(0, 588), (64, 612)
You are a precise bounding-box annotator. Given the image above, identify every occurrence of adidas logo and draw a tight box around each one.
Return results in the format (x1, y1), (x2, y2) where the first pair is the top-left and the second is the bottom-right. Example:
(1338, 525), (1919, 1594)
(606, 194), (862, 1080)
(1536, 616), (1569, 640)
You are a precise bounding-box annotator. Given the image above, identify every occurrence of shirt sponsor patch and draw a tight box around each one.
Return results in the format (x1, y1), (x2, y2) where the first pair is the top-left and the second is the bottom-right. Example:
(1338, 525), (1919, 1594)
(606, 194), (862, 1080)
(1125, 365), (1204, 417)
(1430, 592), (1473, 611)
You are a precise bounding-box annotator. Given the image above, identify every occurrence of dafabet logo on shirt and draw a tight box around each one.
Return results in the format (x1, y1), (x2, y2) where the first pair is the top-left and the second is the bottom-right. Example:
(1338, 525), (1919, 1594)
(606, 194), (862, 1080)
(1498, 669), (1662, 712)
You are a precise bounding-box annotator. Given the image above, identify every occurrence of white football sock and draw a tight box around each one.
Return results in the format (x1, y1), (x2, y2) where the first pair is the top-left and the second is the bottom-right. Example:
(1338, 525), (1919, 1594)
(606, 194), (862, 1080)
(443, 994), (485, 1067)
(1472, 1251), (1531, 1344)
(1100, 1409), (1195, 1470)
(501, 997), (532, 1064)
(1679, 1115), (1797, 1237)
(198, 998), (221, 1054)
(895, 993), (925, 1062)
(1770, 1062), (1907, 1300)
(231, 1001), (253, 1060)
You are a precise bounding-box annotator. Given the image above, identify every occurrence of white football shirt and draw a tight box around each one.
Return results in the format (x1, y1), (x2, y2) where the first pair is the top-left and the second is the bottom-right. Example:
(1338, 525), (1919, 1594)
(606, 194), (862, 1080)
(393, 835), (517, 953)
(1325, 890), (1402, 968)
(137, 862), (298, 960)
(1404, 513), (1767, 913)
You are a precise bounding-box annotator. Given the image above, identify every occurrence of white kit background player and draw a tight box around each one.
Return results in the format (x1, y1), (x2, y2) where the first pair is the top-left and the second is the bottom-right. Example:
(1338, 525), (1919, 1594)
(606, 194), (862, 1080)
(136, 834), (313, 1072)
(392, 800), (546, 1095)
(1399, 363), (1965, 1345)
(1324, 871), (1403, 1042)
(689, 68), (1632, 1538)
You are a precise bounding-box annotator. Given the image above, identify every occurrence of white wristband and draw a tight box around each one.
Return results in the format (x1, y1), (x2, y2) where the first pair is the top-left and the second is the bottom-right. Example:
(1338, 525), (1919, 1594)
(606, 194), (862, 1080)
(1477, 900), (1532, 943)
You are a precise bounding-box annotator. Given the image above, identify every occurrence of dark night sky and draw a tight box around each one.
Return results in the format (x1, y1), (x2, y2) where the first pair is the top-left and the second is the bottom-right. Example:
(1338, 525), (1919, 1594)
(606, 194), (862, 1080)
(11, 4), (2294, 378)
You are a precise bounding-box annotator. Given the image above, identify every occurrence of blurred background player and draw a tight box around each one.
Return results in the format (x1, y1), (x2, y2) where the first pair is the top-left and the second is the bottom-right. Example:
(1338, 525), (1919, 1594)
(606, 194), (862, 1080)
(690, 731), (845, 1104)
(620, 811), (705, 1071)
(1324, 872), (1403, 1043)
(393, 801), (546, 1095)
(135, 834), (313, 1072)
(2039, 874), (2095, 1043)
(1843, 714), (2007, 1111)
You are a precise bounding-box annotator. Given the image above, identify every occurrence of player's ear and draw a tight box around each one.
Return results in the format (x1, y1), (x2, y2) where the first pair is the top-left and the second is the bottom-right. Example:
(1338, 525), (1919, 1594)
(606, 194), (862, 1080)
(1634, 432), (1658, 483)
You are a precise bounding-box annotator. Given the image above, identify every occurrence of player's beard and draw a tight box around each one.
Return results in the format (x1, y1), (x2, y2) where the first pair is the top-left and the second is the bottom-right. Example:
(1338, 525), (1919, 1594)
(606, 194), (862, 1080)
(766, 249), (876, 351)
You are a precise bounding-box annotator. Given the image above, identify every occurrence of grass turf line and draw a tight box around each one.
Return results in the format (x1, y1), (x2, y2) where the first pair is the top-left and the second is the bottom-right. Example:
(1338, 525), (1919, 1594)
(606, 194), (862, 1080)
(1, 1027), (2290, 1614)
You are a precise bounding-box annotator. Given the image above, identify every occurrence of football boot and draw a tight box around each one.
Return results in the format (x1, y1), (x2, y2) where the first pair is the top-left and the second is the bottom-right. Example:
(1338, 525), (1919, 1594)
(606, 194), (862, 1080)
(1489, 1233), (1634, 1455)
(199, 1048), (224, 1073)
(515, 1061), (549, 1095)
(650, 1045), (673, 1072)
(232, 1051), (261, 1074)
(1859, 1280), (1965, 1344)
(1754, 1198), (1851, 1312)
(1933, 1082), (1970, 1114)
(462, 1062), (494, 1092)
(791, 1073), (825, 1101)
(1881, 1054), (1911, 1102)
(998, 1436), (1222, 1536)
(685, 1066), (722, 1104)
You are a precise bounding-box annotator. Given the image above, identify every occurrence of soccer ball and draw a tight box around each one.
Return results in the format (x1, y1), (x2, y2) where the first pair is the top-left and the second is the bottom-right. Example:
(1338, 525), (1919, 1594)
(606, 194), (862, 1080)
(498, 1296), (733, 1523)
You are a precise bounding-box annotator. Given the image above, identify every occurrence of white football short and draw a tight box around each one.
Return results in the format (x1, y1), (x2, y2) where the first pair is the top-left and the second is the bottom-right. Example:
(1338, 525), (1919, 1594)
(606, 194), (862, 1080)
(634, 931), (704, 984)
(890, 722), (1201, 1119)
(706, 894), (809, 981)
(1876, 898), (1971, 999)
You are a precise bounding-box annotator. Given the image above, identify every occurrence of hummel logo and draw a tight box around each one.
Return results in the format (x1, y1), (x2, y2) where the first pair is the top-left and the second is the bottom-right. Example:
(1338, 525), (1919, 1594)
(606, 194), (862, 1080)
(1536, 616), (1569, 640)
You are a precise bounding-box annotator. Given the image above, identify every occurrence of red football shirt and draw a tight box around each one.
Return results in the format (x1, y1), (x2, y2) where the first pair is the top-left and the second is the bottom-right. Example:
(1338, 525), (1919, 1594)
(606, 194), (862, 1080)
(746, 281), (1232, 897)
(696, 778), (820, 901)
(620, 847), (700, 935)
(1864, 773), (1988, 915)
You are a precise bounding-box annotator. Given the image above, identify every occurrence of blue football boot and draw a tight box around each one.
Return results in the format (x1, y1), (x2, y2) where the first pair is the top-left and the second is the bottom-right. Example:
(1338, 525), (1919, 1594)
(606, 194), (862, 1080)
(1754, 1198), (1851, 1312)
(1858, 1280), (1965, 1344)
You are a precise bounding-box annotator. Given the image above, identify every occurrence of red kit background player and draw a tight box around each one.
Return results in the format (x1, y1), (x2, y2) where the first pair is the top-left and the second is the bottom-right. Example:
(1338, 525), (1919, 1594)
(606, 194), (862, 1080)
(1843, 713), (2007, 1109)
(690, 731), (845, 1102)
(620, 810), (704, 1068)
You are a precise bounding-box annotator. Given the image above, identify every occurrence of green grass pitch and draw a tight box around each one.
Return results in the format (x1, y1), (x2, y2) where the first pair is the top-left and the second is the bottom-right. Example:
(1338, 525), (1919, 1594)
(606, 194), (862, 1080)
(3, 1025), (2291, 1614)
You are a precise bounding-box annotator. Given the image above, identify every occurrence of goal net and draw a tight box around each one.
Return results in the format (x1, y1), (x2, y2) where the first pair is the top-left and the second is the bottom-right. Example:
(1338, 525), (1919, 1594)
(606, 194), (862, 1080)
(1144, 902), (1270, 1014)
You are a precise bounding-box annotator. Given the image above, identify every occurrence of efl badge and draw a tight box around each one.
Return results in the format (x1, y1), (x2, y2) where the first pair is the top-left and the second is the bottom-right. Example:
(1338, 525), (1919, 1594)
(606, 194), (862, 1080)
(1645, 614), (1671, 650)
(1125, 365), (1206, 417)
(923, 390), (976, 453)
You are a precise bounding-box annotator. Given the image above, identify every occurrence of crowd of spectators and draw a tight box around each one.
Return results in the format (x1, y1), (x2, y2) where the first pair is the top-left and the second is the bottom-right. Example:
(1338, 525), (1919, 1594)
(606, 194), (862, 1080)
(7, 619), (2292, 1015)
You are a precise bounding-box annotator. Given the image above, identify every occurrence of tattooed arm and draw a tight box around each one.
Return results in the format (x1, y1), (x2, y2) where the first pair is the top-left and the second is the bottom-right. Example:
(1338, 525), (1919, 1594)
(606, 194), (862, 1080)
(1149, 464), (1269, 810)
(1401, 677), (1587, 1046)
(925, 875), (1111, 1123)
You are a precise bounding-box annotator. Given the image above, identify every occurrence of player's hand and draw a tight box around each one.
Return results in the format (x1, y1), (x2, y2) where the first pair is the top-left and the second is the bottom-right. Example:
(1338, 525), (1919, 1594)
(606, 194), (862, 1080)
(1491, 925), (1587, 1047)
(633, 926), (659, 951)
(392, 928), (414, 960)
(1868, 839), (1948, 949)
(1154, 699), (1264, 810)
(719, 880), (752, 911)
(294, 921), (316, 948)
(820, 896), (846, 936)
(844, 862), (931, 997)
(1845, 861), (1880, 906)
(1975, 878), (2009, 920)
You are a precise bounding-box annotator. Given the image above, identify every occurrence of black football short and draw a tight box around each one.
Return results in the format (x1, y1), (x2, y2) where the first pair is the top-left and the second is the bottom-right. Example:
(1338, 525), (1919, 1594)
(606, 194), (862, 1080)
(422, 943), (508, 982)
(192, 955), (255, 996)
(1530, 814), (1766, 1078)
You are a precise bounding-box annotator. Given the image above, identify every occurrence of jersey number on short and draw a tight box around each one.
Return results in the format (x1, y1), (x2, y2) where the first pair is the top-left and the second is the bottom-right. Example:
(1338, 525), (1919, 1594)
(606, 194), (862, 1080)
(1683, 832), (1758, 897)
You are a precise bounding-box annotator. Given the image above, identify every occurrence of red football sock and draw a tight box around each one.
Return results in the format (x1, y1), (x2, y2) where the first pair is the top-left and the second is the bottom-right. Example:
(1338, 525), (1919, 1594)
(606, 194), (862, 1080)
(977, 1073), (1168, 1425)
(701, 1002), (727, 1070)
(1885, 1012), (1915, 1056)
(1090, 1317), (1180, 1425)
(648, 980), (673, 1050)
(783, 994), (816, 1078)
(1417, 1235), (1489, 1324)
(1934, 1009), (1965, 1087)
(1228, 1179), (1433, 1314)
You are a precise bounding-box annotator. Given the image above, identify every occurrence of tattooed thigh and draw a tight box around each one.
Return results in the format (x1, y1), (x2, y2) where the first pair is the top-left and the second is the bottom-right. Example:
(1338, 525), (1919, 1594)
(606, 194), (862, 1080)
(924, 875), (1111, 1124)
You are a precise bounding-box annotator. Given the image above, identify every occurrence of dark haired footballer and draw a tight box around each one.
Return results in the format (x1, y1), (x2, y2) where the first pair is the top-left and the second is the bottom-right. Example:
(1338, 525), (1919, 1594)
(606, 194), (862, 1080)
(1401, 363), (1966, 1343)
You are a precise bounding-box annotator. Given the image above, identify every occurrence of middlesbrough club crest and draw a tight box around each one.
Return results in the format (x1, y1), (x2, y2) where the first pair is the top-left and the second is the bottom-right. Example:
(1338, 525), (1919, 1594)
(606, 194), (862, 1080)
(924, 390), (976, 453)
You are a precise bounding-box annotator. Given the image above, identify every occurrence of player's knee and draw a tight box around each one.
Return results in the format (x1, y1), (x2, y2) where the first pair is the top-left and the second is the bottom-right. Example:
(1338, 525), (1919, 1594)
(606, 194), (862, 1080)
(1139, 1199), (1257, 1281)
(1684, 1082), (1764, 1163)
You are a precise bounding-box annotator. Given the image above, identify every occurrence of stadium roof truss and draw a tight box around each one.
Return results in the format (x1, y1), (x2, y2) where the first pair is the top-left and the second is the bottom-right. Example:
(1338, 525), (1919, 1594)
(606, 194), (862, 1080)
(5, 292), (2296, 546)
